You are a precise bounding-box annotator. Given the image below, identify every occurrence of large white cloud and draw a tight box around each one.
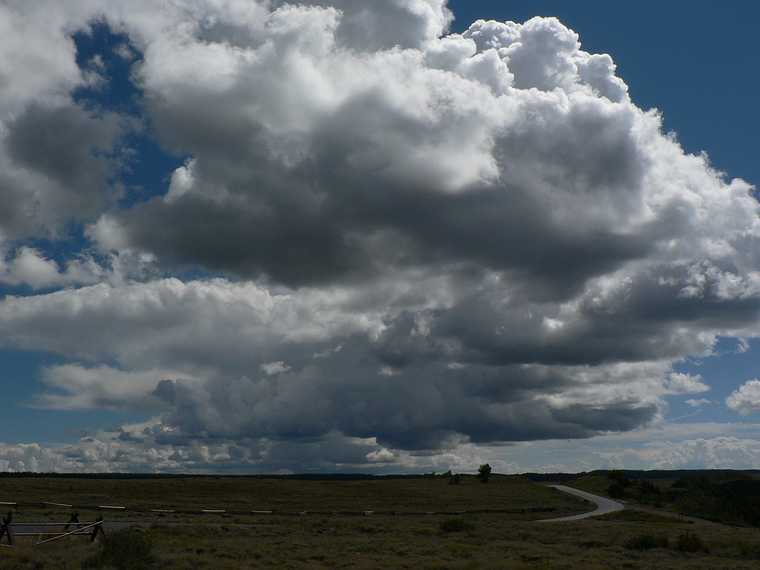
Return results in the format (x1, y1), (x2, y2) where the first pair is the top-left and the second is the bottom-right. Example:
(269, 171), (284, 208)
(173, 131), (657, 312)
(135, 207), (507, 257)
(1, 0), (759, 470)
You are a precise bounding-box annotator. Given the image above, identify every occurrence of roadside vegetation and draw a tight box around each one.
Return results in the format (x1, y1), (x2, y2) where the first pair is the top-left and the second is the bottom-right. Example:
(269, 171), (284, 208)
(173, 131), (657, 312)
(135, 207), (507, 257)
(568, 469), (760, 527)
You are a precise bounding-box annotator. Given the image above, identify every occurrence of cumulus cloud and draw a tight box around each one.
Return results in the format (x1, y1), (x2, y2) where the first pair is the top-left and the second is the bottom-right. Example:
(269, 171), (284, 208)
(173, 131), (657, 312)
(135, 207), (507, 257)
(727, 380), (760, 416)
(0, 1), (130, 240)
(0, 0), (759, 471)
(5, 421), (760, 474)
(0, 247), (104, 290)
(0, 279), (662, 449)
(607, 437), (760, 470)
(35, 364), (199, 411)
(685, 398), (712, 408)
(664, 372), (709, 395)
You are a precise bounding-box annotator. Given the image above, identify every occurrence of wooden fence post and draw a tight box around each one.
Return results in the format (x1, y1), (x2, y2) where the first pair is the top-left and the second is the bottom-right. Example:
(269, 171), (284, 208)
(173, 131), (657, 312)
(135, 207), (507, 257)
(64, 512), (80, 532)
(90, 516), (106, 543)
(0, 511), (13, 546)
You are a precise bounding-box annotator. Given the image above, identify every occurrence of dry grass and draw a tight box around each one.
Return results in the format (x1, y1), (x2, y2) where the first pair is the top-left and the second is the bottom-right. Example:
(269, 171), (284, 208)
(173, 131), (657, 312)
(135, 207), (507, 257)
(1, 476), (760, 568)
(0, 475), (581, 513)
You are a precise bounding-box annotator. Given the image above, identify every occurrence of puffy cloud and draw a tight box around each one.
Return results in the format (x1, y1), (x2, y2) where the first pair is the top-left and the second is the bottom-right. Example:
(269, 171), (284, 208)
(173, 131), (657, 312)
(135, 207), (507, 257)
(0, 2), (132, 241)
(272, 0), (453, 51)
(5, 422), (760, 474)
(0, 247), (104, 290)
(609, 437), (760, 470)
(35, 364), (199, 411)
(85, 4), (757, 310)
(727, 379), (760, 416)
(0, 102), (126, 239)
(685, 398), (712, 408)
(0, 278), (663, 449)
(664, 372), (709, 395)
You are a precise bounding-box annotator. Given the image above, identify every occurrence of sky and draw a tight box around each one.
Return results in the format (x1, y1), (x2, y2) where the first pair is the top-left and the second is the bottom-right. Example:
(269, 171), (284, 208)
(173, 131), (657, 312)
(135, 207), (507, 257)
(1, 0), (760, 474)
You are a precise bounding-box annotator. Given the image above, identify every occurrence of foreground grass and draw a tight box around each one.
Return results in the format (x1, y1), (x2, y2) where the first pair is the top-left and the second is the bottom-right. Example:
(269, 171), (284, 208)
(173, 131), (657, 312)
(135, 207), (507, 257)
(4, 511), (760, 569)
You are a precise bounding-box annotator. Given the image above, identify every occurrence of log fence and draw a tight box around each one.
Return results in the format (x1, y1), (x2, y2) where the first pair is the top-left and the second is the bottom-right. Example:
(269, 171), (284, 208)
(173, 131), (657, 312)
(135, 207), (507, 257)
(0, 510), (105, 547)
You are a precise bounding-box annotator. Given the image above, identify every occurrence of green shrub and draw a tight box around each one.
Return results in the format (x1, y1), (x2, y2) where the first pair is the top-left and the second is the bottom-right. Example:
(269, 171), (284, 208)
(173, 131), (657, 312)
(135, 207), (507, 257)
(623, 534), (669, 551)
(478, 464), (492, 483)
(734, 540), (760, 559)
(638, 480), (661, 495)
(608, 470), (631, 487)
(82, 529), (157, 569)
(675, 532), (708, 553)
(439, 518), (471, 533)
(607, 482), (626, 499)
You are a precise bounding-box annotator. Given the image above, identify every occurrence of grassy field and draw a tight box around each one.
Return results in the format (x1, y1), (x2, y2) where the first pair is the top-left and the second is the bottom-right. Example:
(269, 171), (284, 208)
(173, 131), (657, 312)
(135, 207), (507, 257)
(2, 475), (760, 568)
(0, 475), (583, 516)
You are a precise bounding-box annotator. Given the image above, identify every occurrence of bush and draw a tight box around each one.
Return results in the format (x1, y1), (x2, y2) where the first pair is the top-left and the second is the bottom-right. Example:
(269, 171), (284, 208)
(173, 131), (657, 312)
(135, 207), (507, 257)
(676, 532), (708, 553)
(608, 470), (631, 487)
(638, 480), (661, 495)
(734, 540), (760, 559)
(439, 517), (471, 533)
(478, 464), (492, 483)
(82, 529), (157, 569)
(623, 534), (669, 551)
(608, 482), (626, 499)
(672, 477), (690, 489)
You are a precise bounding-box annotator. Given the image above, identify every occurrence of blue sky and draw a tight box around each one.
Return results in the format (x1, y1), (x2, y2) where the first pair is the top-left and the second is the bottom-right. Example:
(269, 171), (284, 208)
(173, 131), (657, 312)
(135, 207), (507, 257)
(1, 0), (759, 473)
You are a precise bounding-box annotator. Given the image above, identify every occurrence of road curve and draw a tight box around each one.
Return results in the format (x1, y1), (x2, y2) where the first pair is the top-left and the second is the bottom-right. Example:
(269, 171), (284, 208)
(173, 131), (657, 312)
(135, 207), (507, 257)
(538, 485), (624, 522)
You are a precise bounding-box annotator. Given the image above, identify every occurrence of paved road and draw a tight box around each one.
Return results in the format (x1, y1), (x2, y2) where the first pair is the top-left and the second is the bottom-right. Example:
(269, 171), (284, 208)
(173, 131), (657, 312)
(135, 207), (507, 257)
(538, 485), (624, 522)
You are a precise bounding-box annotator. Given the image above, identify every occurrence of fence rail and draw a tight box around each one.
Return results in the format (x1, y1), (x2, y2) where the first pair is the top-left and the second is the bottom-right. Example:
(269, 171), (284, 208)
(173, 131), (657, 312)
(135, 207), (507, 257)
(0, 499), (557, 517)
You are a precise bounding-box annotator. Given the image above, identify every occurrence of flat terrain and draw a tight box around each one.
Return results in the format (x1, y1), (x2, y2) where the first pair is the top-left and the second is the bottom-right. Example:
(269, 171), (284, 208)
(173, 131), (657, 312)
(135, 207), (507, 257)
(1, 475), (760, 568)
(0, 475), (583, 516)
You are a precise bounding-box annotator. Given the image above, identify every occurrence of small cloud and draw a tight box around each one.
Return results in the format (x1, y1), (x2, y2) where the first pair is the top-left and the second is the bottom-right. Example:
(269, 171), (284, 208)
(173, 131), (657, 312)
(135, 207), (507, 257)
(685, 398), (712, 408)
(89, 54), (106, 71)
(114, 42), (136, 61)
(366, 448), (396, 463)
(665, 372), (709, 395)
(260, 361), (291, 376)
(727, 379), (760, 416)
(736, 338), (750, 354)
(314, 345), (343, 359)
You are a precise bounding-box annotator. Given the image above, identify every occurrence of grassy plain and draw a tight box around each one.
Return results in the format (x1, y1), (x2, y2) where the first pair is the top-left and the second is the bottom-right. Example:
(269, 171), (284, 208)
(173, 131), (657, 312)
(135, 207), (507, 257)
(0, 475), (583, 515)
(1, 475), (760, 568)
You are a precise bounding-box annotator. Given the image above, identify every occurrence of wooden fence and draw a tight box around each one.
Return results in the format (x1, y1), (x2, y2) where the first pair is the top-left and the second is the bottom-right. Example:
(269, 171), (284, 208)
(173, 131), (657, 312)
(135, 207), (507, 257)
(0, 511), (105, 547)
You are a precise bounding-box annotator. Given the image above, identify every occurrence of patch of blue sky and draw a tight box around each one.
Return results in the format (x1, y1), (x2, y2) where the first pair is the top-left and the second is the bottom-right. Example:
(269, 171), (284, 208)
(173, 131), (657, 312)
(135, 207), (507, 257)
(73, 21), (186, 209)
(669, 338), (760, 423)
(0, 350), (147, 444)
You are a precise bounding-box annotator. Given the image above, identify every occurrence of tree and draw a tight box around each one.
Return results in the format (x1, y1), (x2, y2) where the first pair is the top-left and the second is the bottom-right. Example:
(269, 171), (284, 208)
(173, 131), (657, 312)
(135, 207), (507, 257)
(478, 463), (492, 483)
(607, 482), (626, 499)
